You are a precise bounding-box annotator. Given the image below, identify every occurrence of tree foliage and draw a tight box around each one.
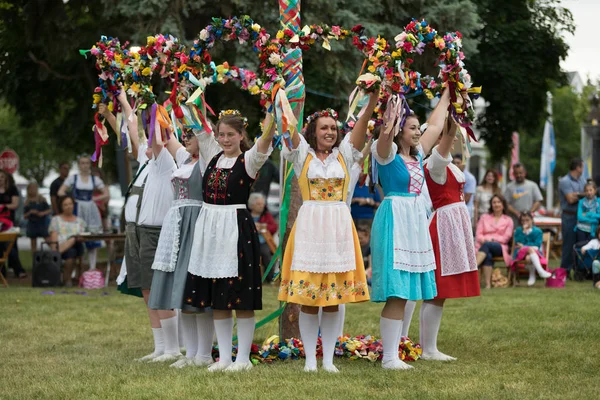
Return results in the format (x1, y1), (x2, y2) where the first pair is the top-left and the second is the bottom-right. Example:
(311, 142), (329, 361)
(1, 0), (572, 184)
(470, 0), (574, 163)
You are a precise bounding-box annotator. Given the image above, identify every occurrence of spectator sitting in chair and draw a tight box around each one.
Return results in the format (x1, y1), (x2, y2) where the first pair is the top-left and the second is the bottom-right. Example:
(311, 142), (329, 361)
(48, 196), (87, 287)
(475, 194), (514, 289)
(576, 181), (600, 243)
(510, 211), (551, 287)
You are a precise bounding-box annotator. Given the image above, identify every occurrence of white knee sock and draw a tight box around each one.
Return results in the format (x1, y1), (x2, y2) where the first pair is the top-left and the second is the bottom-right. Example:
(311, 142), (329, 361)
(401, 301), (417, 338)
(529, 252), (551, 278)
(152, 327), (165, 355)
(338, 304), (346, 338)
(208, 318), (234, 371)
(228, 316), (255, 371)
(136, 327), (164, 361)
(380, 316), (412, 369)
(195, 310), (215, 365)
(527, 264), (537, 286)
(420, 303), (455, 361)
(151, 316), (182, 362)
(180, 313), (198, 359)
(320, 311), (340, 373)
(299, 311), (319, 371)
(160, 315), (181, 355)
(88, 248), (97, 270)
(177, 310), (184, 349)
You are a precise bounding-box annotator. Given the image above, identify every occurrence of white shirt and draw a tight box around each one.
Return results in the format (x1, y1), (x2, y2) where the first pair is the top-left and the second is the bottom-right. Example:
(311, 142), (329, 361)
(283, 134), (362, 179)
(124, 143), (149, 223)
(137, 146), (176, 226)
(425, 147), (466, 185)
(195, 129), (271, 178)
(582, 239), (600, 252)
(171, 146), (205, 180)
(63, 173), (105, 192)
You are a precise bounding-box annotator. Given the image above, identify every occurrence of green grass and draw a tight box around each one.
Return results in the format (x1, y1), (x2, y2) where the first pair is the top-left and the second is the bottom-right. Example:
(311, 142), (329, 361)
(2, 254), (599, 399)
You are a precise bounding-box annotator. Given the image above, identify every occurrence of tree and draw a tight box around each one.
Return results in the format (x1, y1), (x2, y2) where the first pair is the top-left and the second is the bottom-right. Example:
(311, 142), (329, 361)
(469, 0), (574, 163)
(0, 0), (482, 184)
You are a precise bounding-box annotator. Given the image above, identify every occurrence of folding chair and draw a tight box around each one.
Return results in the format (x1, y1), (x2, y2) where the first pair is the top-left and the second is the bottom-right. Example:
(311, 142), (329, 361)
(0, 232), (19, 288)
(573, 240), (599, 281)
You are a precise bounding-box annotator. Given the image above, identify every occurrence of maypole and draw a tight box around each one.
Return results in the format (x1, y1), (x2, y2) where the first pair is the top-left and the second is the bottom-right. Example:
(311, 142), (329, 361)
(278, 0), (305, 340)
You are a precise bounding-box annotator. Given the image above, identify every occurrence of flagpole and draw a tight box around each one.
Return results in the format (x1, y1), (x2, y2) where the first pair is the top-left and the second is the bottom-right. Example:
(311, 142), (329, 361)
(546, 92), (554, 211)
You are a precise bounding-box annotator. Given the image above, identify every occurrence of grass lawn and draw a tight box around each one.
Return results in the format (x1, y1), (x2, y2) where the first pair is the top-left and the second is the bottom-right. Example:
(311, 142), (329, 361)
(1, 252), (599, 399)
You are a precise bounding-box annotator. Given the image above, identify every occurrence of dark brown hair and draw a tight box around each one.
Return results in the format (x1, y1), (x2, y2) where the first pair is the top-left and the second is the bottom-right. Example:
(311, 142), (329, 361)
(488, 194), (508, 215)
(394, 113), (419, 157)
(216, 115), (251, 152)
(58, 196), (75, 214)
(519, 211), (534, 226)
(304, 116), (342, 150)
(480, 169), (501, 195)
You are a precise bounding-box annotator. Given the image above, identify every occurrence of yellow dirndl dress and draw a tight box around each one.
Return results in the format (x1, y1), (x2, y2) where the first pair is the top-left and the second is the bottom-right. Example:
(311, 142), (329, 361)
(278, 143), (370, 307)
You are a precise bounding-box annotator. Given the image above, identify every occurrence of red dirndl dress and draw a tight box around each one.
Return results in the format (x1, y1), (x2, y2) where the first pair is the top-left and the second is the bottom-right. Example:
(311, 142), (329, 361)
(425, 163), (480, 299)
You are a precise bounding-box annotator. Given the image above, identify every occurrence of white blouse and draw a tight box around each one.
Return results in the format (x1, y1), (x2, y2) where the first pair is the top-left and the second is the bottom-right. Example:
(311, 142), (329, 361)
(425, 146), (465, 185)
(194, 129), (272, 178)
(171, 146), (205, 180)
(283, 134), (362, 179)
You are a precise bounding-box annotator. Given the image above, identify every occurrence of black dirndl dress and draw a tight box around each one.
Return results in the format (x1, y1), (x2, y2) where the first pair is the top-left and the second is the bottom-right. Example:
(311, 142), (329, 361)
(183, 152), (262, 310)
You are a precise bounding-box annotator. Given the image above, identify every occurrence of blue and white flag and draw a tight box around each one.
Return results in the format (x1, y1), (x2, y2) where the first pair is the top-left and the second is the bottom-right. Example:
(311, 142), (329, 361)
(540, 118), (556, 190)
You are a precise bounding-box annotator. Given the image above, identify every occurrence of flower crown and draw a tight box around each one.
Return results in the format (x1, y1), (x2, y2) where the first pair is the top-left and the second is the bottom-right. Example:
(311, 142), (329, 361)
(219, 109), (248, 128)
(306, 108), (339, 125)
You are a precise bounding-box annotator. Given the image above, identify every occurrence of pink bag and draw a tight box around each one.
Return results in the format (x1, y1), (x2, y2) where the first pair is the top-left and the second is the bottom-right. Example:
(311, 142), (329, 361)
(546, 268), (567, 288)
(79, 270), (104, 289)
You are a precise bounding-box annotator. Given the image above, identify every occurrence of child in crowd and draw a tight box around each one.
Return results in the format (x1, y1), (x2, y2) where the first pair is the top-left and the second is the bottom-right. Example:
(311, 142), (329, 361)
(357, 223), (372, 285)
(576, 181), (600, 242)
(511, 211), (551, 286)
(23, 182), (51, 253)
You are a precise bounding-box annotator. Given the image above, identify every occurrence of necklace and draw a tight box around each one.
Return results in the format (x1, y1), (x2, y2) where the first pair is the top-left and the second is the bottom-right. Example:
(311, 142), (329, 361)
(315, 148), (332, 155)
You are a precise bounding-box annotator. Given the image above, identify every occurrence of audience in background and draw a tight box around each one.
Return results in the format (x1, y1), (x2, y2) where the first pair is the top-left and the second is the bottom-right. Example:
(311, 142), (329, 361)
(0, 169), (27, 278)
(475, 194), (514, 289)
(504, 163), (543, 226)
(511, 212), (551, 286)
(248, 192), (278, 282)
(474, 169), (501, 225)
(23, 182), (51, 253)
(50, 161), (70, 215)
(575, 181), (600, 242)
(559, 158), (587, 276)
(48, 196), (87, 287)
(452, 154), (476, 220)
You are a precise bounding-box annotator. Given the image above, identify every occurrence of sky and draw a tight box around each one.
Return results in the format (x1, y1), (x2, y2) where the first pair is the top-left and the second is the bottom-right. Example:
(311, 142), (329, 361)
(561, 0), (599, 82)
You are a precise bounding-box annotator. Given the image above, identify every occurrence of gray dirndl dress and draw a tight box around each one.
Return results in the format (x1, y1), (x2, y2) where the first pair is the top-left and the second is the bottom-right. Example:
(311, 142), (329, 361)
(148, 154), (203, 310)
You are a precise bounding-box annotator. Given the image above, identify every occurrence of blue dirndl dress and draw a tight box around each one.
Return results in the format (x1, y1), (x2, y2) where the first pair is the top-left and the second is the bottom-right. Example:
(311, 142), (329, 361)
(370, 142), (437, 302)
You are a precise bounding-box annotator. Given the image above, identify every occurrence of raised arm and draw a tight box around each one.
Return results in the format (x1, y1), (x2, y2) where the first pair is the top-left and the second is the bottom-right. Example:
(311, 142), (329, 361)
(436, 115), (458, 159)
(257, 112), (276, 154)
(98, 104), (118, 134)
(376, 108), (396, 161)
(116, 90), (140, 159)
(350, 90), (380, 151)
(165, 130), (184, 159)
(419, 88), (451, 155)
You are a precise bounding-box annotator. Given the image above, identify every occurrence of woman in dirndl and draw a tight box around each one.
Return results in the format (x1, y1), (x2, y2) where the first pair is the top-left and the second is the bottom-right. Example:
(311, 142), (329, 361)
(58, 155), (108, 271)
(370, 88), (452, 370)
(421, 110), (480, 361)
(184, 110), (276, 372)
(277, 92), (378, 373)
(148, 128), (214, 368)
